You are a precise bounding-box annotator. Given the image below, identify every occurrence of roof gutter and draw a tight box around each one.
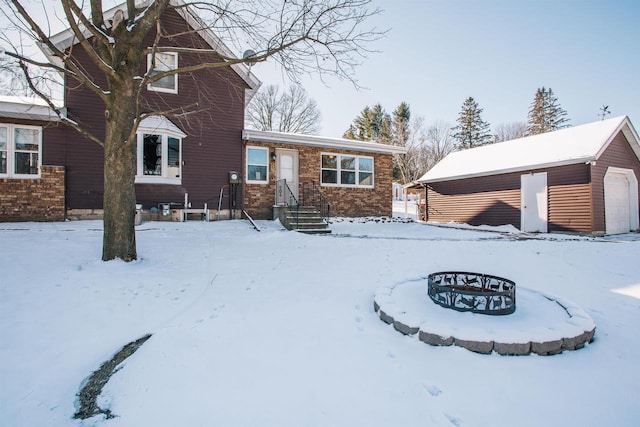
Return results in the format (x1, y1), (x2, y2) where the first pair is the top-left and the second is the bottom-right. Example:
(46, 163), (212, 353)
(243, 129), (409, 155)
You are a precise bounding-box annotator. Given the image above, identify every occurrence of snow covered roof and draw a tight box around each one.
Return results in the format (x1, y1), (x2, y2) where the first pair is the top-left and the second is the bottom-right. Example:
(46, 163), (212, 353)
(40, 0), (261, 98)
(419, 116), (640, 183)
(0, 96), (65, 121)
(242, 129), (409, 155)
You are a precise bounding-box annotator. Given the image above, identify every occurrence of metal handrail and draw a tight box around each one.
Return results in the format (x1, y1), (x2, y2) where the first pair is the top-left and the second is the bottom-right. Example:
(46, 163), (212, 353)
(302, 180), (330, 223)
(275, 179), (299, 228)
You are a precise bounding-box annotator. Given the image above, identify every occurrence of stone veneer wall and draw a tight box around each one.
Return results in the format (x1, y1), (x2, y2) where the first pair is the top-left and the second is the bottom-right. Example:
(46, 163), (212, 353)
(0, 165), (65, 221)
(243, 142), (393, 219)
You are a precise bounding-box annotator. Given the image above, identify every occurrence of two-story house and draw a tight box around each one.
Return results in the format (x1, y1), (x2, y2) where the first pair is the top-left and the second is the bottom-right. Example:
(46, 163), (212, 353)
(0, 2), (405, 225)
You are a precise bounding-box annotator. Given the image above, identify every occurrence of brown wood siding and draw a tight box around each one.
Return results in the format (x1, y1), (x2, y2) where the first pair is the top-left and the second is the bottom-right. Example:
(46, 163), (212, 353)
(546, 163), (592, 233)
(590, 131), (640, 233)
(426, 163), (593, 231)
(548, 184), (592, 232)
(427, 174), (521, 227)
(53, 8), (248, 211)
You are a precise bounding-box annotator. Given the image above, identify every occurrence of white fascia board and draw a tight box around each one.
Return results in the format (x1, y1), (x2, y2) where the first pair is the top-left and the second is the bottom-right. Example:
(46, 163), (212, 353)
(403, 181), (424, 189)
(419, 156), (596, 184)
(596, 116), (640, 160)
(594, 116), (640, 162)
(242, 129), (409, 155)
(0, 97), (64, 121)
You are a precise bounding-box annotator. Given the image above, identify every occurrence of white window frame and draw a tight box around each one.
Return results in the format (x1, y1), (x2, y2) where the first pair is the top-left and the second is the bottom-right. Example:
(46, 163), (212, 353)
(135, 131), (182, 184)
(0, 124), (42, 179)
(246, 146), (269, 184)
(147, 52), (178, 94)
(320, 153), (374, 188)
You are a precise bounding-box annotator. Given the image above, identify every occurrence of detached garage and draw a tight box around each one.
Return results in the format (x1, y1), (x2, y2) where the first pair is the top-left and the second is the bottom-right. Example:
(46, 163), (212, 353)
(418, 115), (640, 235)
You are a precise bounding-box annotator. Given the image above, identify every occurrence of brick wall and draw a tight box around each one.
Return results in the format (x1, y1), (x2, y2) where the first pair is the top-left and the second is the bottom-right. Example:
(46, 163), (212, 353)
(243, 141), (393, 219)
(0, 165), (66, 221)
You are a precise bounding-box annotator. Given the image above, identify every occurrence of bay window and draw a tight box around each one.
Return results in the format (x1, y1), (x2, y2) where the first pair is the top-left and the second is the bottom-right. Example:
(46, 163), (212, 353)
(135, 116), (185, 184)
(136, 131), (182, 184)
(0, 124), (42, 178)
(321, 153), (374, 187)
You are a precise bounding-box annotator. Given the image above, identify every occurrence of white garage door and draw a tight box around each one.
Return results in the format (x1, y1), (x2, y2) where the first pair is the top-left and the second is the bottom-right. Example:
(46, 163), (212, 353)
(605, 173), (630, 235)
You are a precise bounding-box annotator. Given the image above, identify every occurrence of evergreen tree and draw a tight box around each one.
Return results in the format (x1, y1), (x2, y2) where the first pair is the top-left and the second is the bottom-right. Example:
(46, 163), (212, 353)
(390, 102), (411, 180)
(526, 87), (570, 135)
(391, 102), (411, 146)
(343, 124), (358, 140)
(345, 101), (427, 183)
(451, 97), (492, 149)
(344, 103), (391, 142)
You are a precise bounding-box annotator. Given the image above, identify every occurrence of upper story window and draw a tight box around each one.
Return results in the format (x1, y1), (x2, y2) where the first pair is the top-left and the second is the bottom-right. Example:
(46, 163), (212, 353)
(321, 153), (374, 188)
(147, 52), (178, 93)
(246, 146), (268, 183)
(0, 124), (42, 179)
(135, 116), (185, 184)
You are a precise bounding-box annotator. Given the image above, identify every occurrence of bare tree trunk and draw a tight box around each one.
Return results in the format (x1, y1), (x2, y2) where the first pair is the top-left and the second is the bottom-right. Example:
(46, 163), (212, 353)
(102, 100), (137, 261)
(5, 0), (382, 262)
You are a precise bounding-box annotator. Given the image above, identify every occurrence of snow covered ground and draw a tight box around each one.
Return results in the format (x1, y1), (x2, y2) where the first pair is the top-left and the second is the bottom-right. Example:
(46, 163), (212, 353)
(1, 214), (640, 427)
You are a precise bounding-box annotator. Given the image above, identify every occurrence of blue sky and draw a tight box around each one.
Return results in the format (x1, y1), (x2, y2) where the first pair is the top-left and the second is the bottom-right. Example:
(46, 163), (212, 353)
(253, 0), (640, 137)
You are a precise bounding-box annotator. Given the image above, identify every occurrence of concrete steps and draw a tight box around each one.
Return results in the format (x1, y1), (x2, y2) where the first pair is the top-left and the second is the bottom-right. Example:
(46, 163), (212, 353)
(283, 206), (331, 234)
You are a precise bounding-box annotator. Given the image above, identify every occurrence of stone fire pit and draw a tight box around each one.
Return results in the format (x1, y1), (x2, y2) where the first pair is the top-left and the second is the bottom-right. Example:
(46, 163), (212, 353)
(428, 271), (516, 315)
(373, 275), (596, 356)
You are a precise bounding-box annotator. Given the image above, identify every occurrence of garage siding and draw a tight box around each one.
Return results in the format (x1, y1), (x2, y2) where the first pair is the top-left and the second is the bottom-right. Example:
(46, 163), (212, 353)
(547, 163), (592, 233)
(426, 174), (521, 228)
(426, 163), (592, 232)
(591, 132), (640, 233)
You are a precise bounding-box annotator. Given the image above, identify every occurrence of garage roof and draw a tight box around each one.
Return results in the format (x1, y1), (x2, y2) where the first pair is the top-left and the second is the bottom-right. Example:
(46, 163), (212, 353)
(419, 115), (640, 183)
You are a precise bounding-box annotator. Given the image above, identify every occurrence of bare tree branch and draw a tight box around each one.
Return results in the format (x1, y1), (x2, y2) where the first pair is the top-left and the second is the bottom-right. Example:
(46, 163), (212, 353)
(0, 0), (383, 261)
(246, 84), (320, 134)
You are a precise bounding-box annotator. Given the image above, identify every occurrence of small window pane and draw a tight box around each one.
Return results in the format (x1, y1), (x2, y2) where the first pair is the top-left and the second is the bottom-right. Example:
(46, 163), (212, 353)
(156, 53), (176, 71)
(322, 169), (337, 184)
(248, 165), (267, 181)
(322, 154), (337, 169)
(0, 127), (6, 150)
(15, 128), (39, 151)
(167, 136), (180, 178)
(248, 148), (267, 165)
(359, 172), (373, 186)
(15, 152), (38, 175)
(341, 156), (355, 170)
(341, 171), (356, 185)
(0, 128), (6, 174)
(359, 157), (373, 172)
(143, 134), (162, 176)
(1, 151), (7, 174)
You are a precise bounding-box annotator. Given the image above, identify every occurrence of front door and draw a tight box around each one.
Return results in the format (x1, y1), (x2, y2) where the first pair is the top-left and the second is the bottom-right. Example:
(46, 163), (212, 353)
(276, 149), (299, 201)
(521, 172), (548, 232)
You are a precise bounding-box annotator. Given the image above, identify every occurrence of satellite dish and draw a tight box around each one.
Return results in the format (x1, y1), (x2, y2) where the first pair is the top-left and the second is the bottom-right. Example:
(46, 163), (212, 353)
(242, 49), (256, 67)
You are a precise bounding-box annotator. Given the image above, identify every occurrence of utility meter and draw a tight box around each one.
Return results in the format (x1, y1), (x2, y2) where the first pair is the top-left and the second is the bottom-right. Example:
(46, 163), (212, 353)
(228, 171), (242, 184)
